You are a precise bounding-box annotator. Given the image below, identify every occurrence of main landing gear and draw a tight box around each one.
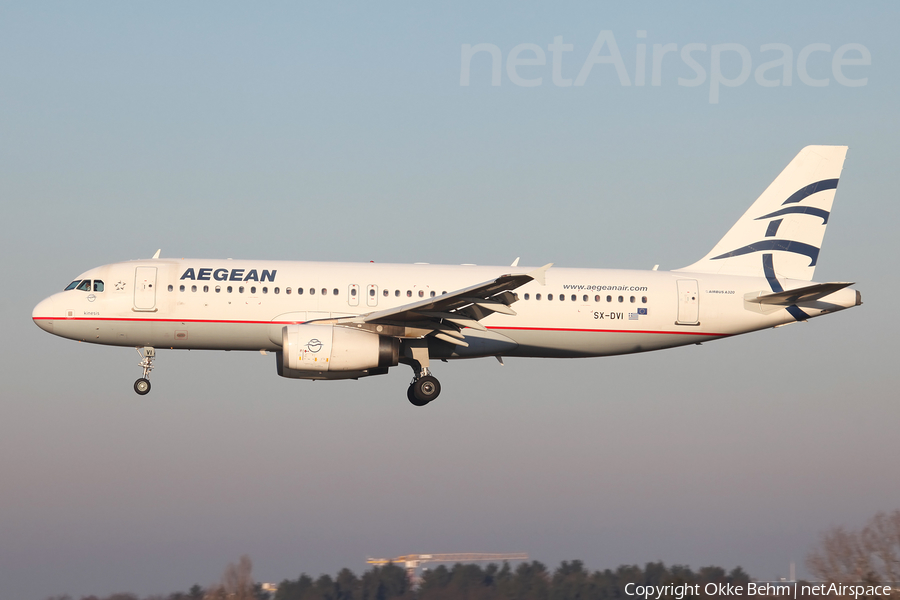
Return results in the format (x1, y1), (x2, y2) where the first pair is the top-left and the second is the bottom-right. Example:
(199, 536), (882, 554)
(405, 341), (441, 406)
(408, 374), (441, 407)
(134, 346), (155, 395)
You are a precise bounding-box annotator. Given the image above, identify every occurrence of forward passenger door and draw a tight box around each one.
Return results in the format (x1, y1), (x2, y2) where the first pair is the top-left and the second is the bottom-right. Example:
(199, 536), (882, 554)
(133, 267), (157, 312)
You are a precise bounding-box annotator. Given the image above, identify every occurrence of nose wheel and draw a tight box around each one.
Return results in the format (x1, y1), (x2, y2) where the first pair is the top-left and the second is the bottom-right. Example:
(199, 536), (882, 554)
(134, 347), (155, 395)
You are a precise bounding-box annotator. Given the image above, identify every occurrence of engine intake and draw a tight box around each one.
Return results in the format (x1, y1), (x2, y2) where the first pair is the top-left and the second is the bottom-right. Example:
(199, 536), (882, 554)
(280, 324), (398, 375)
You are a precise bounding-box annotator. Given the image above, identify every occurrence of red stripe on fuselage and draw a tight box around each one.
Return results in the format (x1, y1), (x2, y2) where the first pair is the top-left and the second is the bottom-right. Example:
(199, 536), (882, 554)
(488, 326), (728, 337)
(32, 317), (304, 325)
(32, 316), (729, 337)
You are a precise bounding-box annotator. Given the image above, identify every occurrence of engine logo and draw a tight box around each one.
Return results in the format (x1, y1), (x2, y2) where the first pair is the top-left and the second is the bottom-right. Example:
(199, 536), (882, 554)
(305, 339), (323, 353)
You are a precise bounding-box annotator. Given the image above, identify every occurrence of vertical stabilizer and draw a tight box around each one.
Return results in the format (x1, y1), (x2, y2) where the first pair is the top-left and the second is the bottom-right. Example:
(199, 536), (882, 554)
(676, 146), (848, 281)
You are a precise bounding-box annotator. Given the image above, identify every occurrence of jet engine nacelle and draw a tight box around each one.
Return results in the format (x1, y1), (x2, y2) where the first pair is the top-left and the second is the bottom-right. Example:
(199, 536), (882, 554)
(280, 324), (399, 375)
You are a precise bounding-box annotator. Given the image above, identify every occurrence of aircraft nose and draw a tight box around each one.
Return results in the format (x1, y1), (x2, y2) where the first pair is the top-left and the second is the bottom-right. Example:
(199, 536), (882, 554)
(33, 296), (55, 333)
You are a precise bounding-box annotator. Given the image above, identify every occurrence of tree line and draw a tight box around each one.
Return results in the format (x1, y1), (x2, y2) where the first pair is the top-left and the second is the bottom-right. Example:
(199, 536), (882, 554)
(44, 510), (900, 600)
(275, 560), (751, 600)
(45, 559), (752, 600)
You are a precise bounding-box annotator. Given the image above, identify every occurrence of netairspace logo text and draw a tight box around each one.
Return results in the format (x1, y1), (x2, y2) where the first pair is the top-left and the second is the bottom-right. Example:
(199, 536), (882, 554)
(459, 31), (871, 103)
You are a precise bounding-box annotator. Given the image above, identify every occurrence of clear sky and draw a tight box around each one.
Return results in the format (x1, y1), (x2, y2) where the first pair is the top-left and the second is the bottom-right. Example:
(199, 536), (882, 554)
(2, 2), (898, 598)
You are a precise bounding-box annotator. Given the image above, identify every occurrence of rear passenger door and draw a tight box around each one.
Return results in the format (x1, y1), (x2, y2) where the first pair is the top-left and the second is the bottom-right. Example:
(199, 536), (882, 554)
(675, 279), (699, 325)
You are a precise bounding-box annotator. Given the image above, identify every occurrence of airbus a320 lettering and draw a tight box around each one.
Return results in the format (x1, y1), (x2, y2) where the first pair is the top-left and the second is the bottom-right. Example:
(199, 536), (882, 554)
(33, 146), (861, 406)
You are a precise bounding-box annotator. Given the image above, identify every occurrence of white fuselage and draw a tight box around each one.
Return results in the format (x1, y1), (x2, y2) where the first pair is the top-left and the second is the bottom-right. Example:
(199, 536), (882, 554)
(31, 258), (859, 360)
(30, 146), (860, 403)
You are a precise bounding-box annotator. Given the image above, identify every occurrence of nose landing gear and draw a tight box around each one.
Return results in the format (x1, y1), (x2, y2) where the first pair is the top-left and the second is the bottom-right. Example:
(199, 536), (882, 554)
(134, 346), (155, 395)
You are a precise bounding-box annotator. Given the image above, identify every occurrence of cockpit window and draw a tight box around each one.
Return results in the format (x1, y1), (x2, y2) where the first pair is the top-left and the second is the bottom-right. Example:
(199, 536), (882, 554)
(76, 280), (92, 292)
(65, 280), (81, 291)
(93, 280), (104, 292)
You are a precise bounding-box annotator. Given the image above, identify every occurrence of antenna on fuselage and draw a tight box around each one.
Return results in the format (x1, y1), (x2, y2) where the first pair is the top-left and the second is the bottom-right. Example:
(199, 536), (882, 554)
(152, 249), (161, 259)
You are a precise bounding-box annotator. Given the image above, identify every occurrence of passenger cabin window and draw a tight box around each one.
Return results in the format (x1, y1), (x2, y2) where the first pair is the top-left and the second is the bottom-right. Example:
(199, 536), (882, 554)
(180, 285), (185, 292)
(239, 286), (244, 293)
(93, 280), (104, 292)
(618, 295), (624, 302)
(571, 295), (576, 302)
(594, 295), (601, 302)
(407, 290), (412, 297)
(369, 289), (375, 297)
(548, 294), (553, 300)
(76, 280), (92, 292)
(524, 293), (530, 300)
(607, 295), (612, 302)
(418, 290), (424, 298)
(630, 296), (635, 303)
(395, 290), (400, 297)
(321, 288), (327, 295)
(203, 285), (209, 293)
(65, 280), (81, 291)
(333, 288), (338, 295)
(310, 288), (315, 295)
(168, 285), (174, 292)
(351, 288), (357, 297)
(274, 287), (280, 294)
(642, 296), (648, 303)
(382, 289), (388, 297)
(215, 286), (221, 293)
(227, 286), (233, 293)
(297, 288), (303, 295)
(191, 285), (197, 292)
(286, 287), (292, 295)
(250, 286), (257, 294)
(262, 287), (268, 294)
(536, 293), (542, 300)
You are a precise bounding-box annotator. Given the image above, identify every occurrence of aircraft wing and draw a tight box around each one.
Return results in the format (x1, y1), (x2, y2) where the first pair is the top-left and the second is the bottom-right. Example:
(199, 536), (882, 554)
(327, 263), (552, 347)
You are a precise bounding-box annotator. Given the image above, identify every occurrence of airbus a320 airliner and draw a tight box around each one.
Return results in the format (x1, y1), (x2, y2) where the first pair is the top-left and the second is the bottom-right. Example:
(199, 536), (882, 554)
(33, 146), (861, 406)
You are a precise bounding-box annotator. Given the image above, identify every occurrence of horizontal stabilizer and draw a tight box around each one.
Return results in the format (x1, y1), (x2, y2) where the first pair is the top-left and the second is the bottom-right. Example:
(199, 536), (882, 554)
(748, 282), (854, 305)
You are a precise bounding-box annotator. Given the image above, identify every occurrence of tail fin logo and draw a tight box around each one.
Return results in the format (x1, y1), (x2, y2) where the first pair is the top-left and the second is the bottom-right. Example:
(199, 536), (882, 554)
(710, 177), (840, 321)
(710, 178), (839, 267)
(676, 146), (847, 284)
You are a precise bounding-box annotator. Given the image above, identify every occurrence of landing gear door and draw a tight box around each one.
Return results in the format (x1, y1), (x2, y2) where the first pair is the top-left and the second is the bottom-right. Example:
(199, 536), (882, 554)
(134, 267), (158, 312)
(676, 279), (699, 325)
